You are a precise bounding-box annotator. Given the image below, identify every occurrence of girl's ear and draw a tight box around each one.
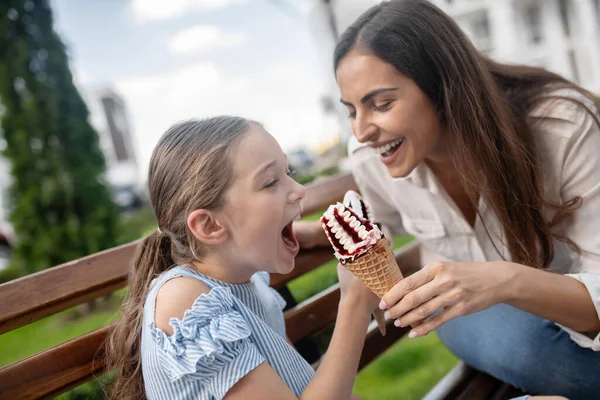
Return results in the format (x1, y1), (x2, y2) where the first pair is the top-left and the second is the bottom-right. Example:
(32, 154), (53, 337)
(187, 209), (229, 245)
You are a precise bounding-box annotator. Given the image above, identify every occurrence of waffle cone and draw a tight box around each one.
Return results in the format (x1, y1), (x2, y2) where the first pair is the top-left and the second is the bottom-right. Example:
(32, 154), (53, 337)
(344, 238), (403, 335)
(345, 239), (403, 297)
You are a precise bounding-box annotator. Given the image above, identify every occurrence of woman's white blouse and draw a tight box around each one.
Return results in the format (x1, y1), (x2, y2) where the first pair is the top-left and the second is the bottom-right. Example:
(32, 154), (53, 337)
(348, 89), (600, 351)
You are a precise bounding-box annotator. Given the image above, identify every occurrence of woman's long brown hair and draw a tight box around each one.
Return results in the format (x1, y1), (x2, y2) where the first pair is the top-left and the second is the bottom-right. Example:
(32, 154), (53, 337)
(105, 117), (253, 399)
(334, 0), (600, 269)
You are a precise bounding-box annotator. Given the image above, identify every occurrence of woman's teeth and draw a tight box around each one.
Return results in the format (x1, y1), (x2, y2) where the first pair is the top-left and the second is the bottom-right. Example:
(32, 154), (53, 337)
(374, 139), (403, 155)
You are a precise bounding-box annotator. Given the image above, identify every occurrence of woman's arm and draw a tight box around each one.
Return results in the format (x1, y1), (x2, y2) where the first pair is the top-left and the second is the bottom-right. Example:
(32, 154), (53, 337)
(506, 263), (600, 333)
(293, 220), (330, 249)
(380, 260), (599, 339)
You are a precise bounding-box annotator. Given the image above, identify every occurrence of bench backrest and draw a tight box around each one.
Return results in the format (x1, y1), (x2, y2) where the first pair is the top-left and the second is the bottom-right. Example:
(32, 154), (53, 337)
(0, 173), (421, 399)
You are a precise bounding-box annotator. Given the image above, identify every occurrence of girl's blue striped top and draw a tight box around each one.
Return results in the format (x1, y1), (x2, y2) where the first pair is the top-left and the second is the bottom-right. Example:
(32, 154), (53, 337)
(141, 266), (314, 399)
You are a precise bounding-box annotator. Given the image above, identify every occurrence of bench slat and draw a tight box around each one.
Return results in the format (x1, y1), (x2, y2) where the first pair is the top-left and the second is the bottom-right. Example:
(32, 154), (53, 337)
(0, 326), (109, 400)
(285, 284), (341, 344)
(301, 173), (357, 216)
(423, 362), (527, 400)
(490, 383), (527, 400)
(0, 242), (137, 335)
(422, 362), (476, 400)
(455, 371), (504, 400)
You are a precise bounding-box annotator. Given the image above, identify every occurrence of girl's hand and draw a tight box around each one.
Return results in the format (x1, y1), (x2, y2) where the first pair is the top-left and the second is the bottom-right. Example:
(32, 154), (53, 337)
(381, 261), (519, 338)
(293, 220), (329, 249)
(338, 263), (380, 313)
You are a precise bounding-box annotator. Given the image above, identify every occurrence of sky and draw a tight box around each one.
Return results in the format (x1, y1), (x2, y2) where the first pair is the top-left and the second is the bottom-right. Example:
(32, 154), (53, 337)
(50, 0), (347, 177)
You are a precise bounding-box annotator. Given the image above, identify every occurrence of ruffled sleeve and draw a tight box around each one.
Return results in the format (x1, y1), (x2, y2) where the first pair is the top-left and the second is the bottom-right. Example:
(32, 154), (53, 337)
(150, 286), (265, 397)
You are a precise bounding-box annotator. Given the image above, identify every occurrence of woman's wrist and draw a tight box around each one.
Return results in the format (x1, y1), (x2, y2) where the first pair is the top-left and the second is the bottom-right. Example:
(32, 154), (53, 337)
(312, 220), (329, 247)
(294, 220), (329, 249)
(498, 261), (525, 304)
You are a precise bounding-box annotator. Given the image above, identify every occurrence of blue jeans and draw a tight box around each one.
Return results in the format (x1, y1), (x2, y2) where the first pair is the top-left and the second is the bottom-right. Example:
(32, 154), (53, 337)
(436, 304), (600, 400)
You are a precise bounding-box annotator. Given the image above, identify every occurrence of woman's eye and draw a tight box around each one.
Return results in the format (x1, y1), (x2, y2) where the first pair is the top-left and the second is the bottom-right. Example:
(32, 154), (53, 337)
(373, 101), (392, 112)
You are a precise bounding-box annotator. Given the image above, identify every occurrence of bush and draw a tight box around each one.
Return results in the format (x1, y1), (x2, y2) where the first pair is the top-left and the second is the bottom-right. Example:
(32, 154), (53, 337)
(0, 265), (21, 284)
(0, 0), (120, 275)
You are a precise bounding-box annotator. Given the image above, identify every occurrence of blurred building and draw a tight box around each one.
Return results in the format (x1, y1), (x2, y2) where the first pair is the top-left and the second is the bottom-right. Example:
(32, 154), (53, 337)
(81, 87), (144, 210)
(432, 0), (600, 93)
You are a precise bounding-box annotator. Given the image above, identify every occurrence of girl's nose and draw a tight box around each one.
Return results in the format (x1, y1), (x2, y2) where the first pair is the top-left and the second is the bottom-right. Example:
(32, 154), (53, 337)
(289, 180), (306, 204)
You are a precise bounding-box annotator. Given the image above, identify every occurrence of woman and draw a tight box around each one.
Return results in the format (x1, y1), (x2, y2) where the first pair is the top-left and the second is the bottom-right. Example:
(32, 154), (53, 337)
(294, 1), (600, 399)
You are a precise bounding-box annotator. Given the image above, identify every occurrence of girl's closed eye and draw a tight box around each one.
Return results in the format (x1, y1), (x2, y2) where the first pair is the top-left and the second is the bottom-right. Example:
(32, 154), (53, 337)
(264, 163), (295, 189)
(264, 178), (279, 189)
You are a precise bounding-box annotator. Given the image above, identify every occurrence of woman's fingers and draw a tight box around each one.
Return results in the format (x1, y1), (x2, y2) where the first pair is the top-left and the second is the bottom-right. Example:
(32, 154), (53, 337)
(384, 280), (440, 321)
(380, 263), (441, 309)
(393, 287), (464, 327)
(393, 296), (443, 328)
(408, 303), (465, 338)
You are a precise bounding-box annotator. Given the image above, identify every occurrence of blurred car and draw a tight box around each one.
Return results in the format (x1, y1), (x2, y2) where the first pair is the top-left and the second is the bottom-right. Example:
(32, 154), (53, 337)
(112, 184), (145, 211)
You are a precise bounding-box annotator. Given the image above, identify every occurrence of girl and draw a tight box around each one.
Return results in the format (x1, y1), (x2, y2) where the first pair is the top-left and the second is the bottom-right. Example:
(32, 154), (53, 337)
(294, 1), (599, 399)
(107, 116), (379, 399)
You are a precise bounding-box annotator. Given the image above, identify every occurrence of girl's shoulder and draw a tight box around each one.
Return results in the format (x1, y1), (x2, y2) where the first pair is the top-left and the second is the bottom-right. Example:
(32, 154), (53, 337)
(147, 280), (264, 388)
(154, 274), (211, 335)
(145, 266), (230, 335)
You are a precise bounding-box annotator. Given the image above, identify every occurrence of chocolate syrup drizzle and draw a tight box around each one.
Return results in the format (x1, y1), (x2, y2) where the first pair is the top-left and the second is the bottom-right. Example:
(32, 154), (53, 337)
(320, 205), (374, 260)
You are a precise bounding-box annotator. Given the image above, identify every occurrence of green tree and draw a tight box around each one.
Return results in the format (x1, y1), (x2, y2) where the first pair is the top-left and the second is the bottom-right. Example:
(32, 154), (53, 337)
(0, 0), (119, 274)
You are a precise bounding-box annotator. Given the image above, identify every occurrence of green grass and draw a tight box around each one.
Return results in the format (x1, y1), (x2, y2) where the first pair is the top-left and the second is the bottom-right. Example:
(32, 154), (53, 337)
(354, 333), (458, 400)
(0, 293), (124, 368)
(117, 206), (157, 244)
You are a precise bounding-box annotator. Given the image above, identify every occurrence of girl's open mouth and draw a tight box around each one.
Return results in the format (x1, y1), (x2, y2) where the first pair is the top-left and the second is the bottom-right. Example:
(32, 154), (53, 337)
(281, 221), (299, 256)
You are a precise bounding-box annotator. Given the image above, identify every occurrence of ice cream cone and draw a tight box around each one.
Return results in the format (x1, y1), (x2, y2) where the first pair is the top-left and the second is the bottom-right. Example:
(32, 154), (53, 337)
(320, 196), (403, 337)
(344, 238), (403, 335)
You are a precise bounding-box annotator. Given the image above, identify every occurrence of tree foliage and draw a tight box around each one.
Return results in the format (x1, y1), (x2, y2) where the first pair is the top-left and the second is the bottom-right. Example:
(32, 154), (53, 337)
(0, 0), (119, 274)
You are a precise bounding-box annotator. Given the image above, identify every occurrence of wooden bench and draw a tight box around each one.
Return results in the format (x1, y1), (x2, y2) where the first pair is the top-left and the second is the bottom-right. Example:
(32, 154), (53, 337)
(0, 172), (525, 399)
